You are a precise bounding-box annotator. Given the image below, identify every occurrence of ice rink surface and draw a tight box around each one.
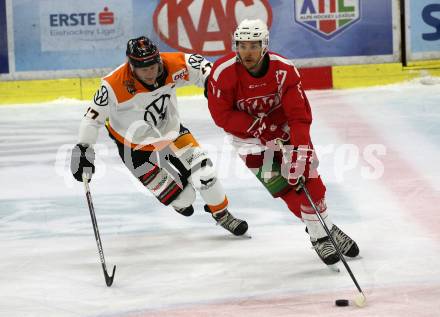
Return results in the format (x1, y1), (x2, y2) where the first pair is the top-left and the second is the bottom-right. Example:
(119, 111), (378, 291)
(1, 79), (440, 317)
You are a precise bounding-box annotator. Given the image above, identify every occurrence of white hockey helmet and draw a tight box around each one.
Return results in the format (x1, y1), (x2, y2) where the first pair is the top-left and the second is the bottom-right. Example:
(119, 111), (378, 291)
(233, 19), (269, 54)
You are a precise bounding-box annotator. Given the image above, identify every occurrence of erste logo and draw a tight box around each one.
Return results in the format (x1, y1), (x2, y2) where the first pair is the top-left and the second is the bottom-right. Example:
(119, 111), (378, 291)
(49, 7), (114, 27)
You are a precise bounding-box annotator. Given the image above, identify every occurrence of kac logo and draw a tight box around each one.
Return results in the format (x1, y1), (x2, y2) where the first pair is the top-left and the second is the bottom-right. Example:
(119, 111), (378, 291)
(237, 93), (281, 116)
(294, 0), (361, 40)
(153, 0), (273, 56)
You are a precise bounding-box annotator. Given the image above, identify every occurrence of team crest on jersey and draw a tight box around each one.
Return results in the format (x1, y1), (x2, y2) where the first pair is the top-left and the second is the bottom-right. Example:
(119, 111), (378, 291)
(294, 0), (361, 40)
(237, 93), (281, 116)
(144, 94), (170, 127)
(123, 79), (137, 95)
(93, 85), (109, 106)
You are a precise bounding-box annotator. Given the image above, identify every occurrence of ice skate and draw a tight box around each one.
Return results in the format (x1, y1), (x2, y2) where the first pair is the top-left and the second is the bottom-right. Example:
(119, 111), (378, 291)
(311, 236), (340, 265)
(213, 209), (248, 236)
(331, 225), (359, 257)
(205, 205), (248, 236)
(173, 205), (194, 217)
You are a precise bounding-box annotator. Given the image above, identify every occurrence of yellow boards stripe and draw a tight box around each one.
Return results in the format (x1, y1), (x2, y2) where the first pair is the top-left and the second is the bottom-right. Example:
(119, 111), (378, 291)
(0, 78), (204, 105)
(0, 78), (82, 105)
(333, 62), (440, 89)
(333, 63), (417, 89)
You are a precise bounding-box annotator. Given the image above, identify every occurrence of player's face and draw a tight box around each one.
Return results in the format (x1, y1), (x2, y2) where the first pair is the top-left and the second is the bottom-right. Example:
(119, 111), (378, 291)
(133, 63), (160, 85)
(237, 41), (263, 71)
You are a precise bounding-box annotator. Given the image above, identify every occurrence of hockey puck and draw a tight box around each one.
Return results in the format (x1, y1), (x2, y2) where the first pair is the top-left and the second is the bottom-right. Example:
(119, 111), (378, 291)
(335, 299), (349, 307)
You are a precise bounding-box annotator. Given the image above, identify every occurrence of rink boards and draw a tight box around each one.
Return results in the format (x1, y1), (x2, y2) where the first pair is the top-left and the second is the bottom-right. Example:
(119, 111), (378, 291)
(1, 60), (440, 105)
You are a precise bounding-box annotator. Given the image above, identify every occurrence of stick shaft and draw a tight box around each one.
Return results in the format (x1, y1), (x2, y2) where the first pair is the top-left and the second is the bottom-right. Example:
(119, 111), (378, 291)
(82, 175), (115, 286)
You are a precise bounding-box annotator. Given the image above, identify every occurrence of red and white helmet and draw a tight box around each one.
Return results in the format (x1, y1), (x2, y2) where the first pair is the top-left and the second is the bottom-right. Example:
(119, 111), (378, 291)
(233, 19), (269, 55)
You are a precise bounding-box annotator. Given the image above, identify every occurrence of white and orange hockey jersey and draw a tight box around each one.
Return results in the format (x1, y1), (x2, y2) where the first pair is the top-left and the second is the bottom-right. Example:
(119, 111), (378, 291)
(78, 52), (212, 150)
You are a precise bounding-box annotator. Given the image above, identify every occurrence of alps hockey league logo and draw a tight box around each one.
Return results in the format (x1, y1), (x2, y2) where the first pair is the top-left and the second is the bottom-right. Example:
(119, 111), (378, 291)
(294, 0), (361, 40)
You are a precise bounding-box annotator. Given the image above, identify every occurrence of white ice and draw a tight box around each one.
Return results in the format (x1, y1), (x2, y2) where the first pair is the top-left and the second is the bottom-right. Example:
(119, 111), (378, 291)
(1, 79), (440, 317)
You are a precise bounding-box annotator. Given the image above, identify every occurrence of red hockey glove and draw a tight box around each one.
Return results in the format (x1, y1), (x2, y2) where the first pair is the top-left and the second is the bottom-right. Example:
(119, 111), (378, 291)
(284, 146), (318, 191)
(247, 116), (290, 145)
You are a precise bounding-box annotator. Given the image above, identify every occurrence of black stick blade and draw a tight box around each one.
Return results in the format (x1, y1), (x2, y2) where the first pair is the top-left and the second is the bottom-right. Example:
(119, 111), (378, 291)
(104, 265), (116, 287)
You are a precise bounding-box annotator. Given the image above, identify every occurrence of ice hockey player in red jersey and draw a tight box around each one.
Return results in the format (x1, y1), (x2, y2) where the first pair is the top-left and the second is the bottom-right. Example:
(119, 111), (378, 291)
(70, 36), (248, 236)
(207, 19), (359, 264)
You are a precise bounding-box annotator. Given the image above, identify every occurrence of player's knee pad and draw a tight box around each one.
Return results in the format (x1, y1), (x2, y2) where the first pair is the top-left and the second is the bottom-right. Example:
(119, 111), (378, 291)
(140, 165), (184, 206)
(189, 158), (218, 190)
(171, 184), (196, 209)
(172, 145), (217, 190)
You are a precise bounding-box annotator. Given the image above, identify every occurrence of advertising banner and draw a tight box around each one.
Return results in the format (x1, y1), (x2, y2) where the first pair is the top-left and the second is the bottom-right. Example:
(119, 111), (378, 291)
(405, 0), (440, 61)
(149, 0), (394, 60)
(0, 0), (8, 74)
(12, 0), (395, 72)
(13, 0), (133, 71)
(39, 1), (133, 52)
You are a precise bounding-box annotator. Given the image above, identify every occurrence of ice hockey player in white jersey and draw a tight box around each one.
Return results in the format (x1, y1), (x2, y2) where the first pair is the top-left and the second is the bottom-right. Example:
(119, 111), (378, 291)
(70, 36), (248, 236)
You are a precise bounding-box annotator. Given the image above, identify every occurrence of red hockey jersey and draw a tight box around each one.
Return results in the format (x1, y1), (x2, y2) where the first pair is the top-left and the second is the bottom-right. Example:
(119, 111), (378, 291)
(207, 52), (312, 148)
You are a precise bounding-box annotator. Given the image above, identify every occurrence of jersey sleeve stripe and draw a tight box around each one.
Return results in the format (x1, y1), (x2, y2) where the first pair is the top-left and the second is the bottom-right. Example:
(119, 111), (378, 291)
(269, 53), (294, 66)
(269, 53), (300, 77)
(212, 56), (236, 81)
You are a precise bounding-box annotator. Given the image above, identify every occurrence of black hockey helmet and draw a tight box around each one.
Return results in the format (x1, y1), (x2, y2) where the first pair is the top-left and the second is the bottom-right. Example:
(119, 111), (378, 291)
(126, 36), (161, 68)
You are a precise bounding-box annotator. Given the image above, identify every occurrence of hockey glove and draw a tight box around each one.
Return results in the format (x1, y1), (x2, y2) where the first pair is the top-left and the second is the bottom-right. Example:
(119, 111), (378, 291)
(71, 143), (95, 182)
(248, 116), (290, 145)
(285, 146), (318, 191)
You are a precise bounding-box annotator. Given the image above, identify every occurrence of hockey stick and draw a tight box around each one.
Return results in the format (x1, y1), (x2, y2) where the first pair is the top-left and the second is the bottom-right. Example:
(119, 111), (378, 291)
(300, 179), (365, 305)
(82, 174), (116, 287)
(276, 140), (366, 306)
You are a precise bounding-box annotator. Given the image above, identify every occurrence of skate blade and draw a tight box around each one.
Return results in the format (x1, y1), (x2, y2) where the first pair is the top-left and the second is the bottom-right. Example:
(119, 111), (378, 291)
(222, 232), (252, 239)
(236, 233), (252, 239)
(346, 255), (363, 261)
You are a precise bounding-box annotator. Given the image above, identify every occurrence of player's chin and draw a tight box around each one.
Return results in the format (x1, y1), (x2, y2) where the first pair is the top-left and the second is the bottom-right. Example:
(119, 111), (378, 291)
(143, 79), (156, 85)
(243, 61), (256, 69)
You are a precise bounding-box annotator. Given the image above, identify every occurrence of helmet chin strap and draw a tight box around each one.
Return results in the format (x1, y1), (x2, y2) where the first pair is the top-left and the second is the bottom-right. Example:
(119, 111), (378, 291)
(255, 48), (268, 67)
